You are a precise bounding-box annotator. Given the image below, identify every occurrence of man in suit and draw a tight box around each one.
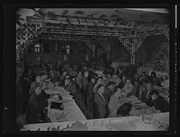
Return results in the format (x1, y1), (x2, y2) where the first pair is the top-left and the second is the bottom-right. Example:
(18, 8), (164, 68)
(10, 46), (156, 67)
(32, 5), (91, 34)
(108, 86), (123, 117)
(64, 77), (78, 99)
(29, 74), (42, 95)
(94, 84), (108, 118)
(148, 90), (169, 112)
(140, 83), (154, 106)
(26, 86), (50, 124)
(81, 71), (89, 107)
(104, 81), (115, 101)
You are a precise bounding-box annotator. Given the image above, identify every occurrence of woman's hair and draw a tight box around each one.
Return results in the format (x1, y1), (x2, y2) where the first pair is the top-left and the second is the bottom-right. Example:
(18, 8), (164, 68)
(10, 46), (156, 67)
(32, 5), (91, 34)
(117, 103), (132, 116)
(151, 71), (157, 77)
(107, 81), (115, 87)
(97, 84), (104, 91)
(150, 90), (159, 96)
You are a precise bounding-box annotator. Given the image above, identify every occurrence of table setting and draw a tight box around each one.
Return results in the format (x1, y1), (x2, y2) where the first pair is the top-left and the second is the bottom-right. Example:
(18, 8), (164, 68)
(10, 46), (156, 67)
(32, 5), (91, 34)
(22, 112), (169, 131)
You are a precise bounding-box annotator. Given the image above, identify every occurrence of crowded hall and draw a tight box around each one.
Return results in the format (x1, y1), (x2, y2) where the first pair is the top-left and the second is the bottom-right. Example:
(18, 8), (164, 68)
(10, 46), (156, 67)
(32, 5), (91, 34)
(14, 7), (171, 131)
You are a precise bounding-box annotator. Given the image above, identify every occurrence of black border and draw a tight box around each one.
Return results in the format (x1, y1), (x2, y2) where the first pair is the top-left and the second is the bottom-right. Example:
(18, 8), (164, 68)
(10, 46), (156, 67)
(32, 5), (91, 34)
(3, 2), (178, 135)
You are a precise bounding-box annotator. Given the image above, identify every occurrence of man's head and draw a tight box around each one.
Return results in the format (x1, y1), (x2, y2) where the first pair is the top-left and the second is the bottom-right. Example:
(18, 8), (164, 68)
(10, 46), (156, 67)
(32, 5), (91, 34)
(114, 86), (122, 97)
(64, 78), (71, 86)
(107, 81), (115, 91)
(35, 86), (42, 95)
(151, 71), (157, 78)
(125, 78), (131, 85)
(78, 71), (82, 76)
(122, 76), (126, 83)
(35, 75), (41, 83)
(96, 77), (103, 85)
(91, 76), (96, 83)
(115, 77), (122, 85)
(141, 72), (147, 79)
(97, 84), (105, 94)
(146, 83), (153, 91)
(41, 73), (47, 81)
(62, 71), (67, 76)
(150, 90), (159, 100)
(134, 81), (140, 87)
(84, 71), (89, 78)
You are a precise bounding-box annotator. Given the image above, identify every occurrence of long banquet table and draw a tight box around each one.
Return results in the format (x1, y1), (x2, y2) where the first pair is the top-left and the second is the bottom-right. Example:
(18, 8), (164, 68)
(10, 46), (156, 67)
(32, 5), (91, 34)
(44, 86), (87, 122)
(22, 92), (169, 131)
(22, 112), (169, 131)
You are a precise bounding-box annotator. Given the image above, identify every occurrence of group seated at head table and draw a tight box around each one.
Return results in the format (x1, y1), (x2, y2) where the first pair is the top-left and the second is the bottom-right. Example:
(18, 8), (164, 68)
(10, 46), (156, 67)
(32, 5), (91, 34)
(17, 61), (169, 125)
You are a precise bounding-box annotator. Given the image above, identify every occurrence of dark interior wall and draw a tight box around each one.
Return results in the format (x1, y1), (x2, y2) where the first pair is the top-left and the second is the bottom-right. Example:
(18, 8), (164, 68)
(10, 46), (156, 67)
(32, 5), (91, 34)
(109, 39), (131, 62)
(25, 40), (91, 66)
(135, 34), (168, 63)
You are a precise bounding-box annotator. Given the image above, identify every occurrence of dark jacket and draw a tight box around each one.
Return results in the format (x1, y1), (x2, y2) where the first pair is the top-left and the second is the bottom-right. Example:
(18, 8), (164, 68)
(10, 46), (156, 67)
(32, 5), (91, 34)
(26, 93), (48, 124)
(151, 95), (169, 112)
(64, 81), (78, 98)
(29, 81), (39, 95)
(94, 92), (108, 118)
(81, 76), (89, 91)
(104, 87), (112, 102)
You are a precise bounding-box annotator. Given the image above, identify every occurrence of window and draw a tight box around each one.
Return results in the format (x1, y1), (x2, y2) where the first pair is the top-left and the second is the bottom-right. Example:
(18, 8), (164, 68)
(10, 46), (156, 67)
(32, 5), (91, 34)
(34, 44), (40, 53)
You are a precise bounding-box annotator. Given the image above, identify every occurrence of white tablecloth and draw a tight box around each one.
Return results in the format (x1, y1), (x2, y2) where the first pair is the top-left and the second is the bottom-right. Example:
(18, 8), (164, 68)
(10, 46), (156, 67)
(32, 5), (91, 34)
(44, 86), (86, 123)
(121, 96), (158, 116)
(22, 112), (169, 131)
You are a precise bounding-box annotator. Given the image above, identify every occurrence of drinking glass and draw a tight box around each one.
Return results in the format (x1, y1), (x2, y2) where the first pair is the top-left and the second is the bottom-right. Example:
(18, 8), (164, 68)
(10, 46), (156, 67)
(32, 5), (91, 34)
(142, 108), (153, 124)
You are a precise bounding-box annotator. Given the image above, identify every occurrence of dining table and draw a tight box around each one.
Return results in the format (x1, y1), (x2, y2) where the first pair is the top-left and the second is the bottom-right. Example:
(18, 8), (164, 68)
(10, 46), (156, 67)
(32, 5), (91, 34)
(118, 95), (159, 116)
(22, 112), (169, 131)
(44, 86), (87, 123)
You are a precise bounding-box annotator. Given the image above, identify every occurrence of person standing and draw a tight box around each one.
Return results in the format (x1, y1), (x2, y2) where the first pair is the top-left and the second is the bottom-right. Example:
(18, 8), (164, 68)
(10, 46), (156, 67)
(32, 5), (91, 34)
(94, 84), (108, 118)
(104, 81), (115, 102)
(81, 71), (89, 107)
(86, 76), (96, 119)
(108, 86), (123, 117)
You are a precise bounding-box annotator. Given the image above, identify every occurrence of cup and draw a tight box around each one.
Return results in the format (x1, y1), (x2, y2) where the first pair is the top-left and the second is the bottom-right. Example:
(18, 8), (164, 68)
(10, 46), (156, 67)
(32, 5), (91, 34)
(142, 109), (153, 124)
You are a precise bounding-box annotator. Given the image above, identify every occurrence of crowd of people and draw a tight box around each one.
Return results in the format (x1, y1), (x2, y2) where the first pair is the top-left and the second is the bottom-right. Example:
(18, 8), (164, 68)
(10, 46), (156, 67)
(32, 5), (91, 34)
(16, 60), (169, 129)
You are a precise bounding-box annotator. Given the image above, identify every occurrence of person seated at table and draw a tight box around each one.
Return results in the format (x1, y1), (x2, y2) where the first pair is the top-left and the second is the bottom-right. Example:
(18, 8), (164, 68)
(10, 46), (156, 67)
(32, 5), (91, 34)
(139, 72), (148, 84)
(147, 90), (169, 112)
(150, 72), (161, 86)
(41, 73), (48, 82)
(25, 86), (50, 124)
(116, 103), (133, 117)
(112, 73), (119, 83)
(108, 86), (123, 117)
(121, 76), (127, 87)
(93, 76), (103, 93)
(139, 83), (153, 105)
(49, 67), (60, 83)
(122, 77), (135, 95)
(138, 79), (148, 100)
(114, 76), (124, 89)
(58, 71), (67, 87)
(132, 81), (140, 98)
(29, 74), (42, 95)
(94, 84), (108, 118)
(104, 81), (115, 101)
(81, 70), (89, 106)
(64, 77), (78, 99)
(75, 70), (83, 90)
